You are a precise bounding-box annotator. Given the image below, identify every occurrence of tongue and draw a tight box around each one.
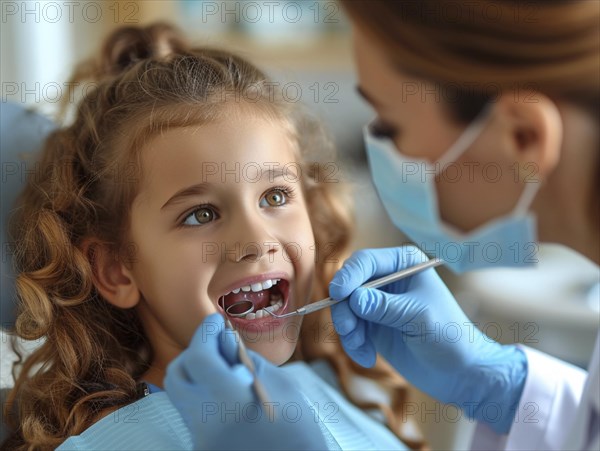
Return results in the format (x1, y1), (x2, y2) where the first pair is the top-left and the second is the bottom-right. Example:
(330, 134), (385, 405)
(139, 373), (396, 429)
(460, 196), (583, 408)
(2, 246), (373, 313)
(223, 289), (270, 312)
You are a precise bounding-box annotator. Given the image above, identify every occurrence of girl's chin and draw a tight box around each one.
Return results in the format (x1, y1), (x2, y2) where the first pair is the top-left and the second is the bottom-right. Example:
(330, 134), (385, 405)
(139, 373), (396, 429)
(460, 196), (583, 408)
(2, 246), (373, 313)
(247, 340), (298, 366)
(240, 316), (303, 366)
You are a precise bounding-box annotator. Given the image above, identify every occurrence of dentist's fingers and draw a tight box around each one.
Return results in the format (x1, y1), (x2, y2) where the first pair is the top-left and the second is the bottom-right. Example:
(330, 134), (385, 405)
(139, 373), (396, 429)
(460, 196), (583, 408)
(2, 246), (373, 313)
(168, 313), (253, 388)
(330, 301), (357, 336)
(341, 317), (367, 350)
(331, 299), (376, 367)
(218, 325), (241, 366)
(329, 247), (427, 300)
(349, 287), (412, 329)
(244, 347), (311, 401)
(184, 313), (230, 373)
(338, 334), (377, 368)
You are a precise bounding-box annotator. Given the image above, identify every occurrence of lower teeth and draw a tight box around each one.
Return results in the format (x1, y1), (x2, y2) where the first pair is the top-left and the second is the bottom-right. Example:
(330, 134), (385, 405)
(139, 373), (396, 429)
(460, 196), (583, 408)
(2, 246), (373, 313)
(245, 295), (283, 320)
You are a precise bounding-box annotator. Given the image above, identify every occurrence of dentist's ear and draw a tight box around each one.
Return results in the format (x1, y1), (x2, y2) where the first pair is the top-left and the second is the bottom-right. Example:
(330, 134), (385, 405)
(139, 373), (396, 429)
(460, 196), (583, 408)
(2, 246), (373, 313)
(496, 90), (563, 181)
(82, 240), (140, 308)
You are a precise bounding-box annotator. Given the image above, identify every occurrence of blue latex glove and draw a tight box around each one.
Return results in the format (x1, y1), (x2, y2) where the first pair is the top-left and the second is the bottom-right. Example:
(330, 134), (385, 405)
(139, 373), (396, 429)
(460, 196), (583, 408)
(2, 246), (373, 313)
(164, 313), (330, 450)
(329, 246), (528, 435)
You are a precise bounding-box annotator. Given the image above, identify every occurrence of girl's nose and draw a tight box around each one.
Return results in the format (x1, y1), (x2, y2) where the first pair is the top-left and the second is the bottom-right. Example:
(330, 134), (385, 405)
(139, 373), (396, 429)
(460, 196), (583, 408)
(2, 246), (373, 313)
(225, 214), (281, 263)
(235, 240), (280, 263)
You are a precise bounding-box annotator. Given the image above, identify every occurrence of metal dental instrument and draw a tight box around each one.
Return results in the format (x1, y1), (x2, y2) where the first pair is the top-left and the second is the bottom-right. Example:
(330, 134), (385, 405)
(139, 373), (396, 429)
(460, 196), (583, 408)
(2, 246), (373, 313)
(264, 258), (444, 319)
(225, 299), (254, 318)
(221, 308), (271, 407)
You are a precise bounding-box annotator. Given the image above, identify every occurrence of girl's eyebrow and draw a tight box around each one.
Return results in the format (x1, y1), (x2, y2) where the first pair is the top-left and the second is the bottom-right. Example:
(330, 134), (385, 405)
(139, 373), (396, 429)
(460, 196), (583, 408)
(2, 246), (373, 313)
(264, 167), (294, 181)
(161, 183), (210, 210)
(160, 168), (295, 211)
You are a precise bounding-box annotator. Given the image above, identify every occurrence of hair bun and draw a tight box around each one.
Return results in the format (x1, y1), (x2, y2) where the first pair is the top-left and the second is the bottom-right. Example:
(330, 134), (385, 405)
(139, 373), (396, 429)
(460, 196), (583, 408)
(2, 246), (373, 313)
(100, 22), (189, 77)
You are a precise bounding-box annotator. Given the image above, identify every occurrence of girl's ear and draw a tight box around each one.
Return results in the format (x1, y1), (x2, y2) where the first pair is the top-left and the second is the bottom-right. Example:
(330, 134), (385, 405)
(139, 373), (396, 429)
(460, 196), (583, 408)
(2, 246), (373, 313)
(82, 240), (140, 309)
(495, 90), (563, 181)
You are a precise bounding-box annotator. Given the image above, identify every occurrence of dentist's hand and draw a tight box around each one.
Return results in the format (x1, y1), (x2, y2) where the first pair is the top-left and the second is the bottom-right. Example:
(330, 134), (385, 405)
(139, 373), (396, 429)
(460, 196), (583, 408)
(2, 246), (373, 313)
(165, 313), (330, 450)
(329, 246), (527, 434)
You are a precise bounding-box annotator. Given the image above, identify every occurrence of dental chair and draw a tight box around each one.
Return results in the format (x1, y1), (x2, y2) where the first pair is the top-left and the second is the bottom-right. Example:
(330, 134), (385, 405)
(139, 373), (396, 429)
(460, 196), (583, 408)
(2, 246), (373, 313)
(0, 101), (55, 444)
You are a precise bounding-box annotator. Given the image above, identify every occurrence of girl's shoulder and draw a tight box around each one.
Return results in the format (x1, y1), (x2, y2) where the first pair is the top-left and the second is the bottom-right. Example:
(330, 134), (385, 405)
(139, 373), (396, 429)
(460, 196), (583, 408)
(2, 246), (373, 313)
(57, 392), (192, 450)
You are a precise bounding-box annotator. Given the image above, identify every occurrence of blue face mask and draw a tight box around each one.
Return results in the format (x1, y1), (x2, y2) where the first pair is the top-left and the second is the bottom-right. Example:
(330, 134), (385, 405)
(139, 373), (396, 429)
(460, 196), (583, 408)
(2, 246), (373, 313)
(363, 107), (540, 273)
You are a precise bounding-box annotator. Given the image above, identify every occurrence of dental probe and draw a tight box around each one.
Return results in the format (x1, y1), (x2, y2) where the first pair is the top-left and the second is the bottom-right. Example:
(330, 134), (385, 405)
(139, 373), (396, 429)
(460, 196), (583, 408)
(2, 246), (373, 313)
(223, 316), (272, 407)
(265, 258), (444, 319)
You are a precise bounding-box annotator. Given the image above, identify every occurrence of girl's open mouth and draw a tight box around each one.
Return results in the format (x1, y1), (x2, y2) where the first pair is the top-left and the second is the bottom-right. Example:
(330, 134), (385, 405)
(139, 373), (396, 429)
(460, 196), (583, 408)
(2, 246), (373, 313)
(219, 278), (290, 322)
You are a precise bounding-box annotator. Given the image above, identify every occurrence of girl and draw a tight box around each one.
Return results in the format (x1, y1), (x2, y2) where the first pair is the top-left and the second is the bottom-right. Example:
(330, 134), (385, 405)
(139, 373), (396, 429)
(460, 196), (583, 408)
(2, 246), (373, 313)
(2, 23), (422, 450)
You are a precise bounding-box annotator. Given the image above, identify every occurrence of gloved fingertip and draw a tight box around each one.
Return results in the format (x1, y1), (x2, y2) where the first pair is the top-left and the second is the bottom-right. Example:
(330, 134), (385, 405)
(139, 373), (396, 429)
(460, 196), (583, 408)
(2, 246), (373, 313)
(202, 312), (225, 333)
(188, 313), (226, 352)
(342, 321), (366, 350)
(343, 334), (364, 351)
(328, 277), (348, 300)
(345, 344), (376, 369)
(244, 347), (268, 374)
(356, 356), (376, 369)
(219, 327), (241, 366)
(164, 354), (188, 385)
(206, 311), (225, 322)
(230, 364), (254, 385)
(330, 302), (357, 335)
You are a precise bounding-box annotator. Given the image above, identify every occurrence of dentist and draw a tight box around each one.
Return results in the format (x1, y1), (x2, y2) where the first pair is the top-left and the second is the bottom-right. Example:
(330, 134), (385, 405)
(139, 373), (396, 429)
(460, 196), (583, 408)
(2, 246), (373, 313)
(329, 1), (599, 450)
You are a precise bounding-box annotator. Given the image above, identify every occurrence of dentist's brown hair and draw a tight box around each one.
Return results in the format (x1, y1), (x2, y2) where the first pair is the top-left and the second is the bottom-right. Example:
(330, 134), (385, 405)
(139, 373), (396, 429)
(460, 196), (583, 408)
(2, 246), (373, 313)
(341, 0), (599, 222)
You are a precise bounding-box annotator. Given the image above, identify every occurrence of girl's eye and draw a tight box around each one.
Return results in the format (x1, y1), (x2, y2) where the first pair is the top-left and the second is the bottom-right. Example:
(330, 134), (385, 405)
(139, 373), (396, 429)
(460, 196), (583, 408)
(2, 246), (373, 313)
(260, 188), (289, 207)
(182, 206), (217, 226)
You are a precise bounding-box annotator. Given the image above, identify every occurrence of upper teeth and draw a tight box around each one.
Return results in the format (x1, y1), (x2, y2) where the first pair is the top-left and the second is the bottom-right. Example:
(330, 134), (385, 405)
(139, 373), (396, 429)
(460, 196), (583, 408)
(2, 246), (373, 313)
(229, 278), (280, 295)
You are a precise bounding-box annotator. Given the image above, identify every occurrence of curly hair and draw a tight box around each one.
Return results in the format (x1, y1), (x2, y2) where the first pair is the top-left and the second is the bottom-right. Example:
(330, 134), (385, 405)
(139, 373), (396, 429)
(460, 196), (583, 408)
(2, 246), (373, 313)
(2, 23), (423, 450)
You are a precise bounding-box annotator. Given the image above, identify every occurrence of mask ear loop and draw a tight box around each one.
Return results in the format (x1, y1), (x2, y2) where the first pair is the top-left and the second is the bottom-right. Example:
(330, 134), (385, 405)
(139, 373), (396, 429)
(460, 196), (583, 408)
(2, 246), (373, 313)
(513, 178), (541, 215)
(219, 296), (255, 318)
(434, 102), (495, 173)
(431, 100), (539, 216)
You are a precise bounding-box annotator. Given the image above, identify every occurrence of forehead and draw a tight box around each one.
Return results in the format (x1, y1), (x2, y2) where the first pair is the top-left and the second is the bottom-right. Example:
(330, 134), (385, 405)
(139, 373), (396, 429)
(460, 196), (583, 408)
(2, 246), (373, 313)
(135, 114), (299, 198)
(353, 26), (399, 82)
(146, 116), (295, 165)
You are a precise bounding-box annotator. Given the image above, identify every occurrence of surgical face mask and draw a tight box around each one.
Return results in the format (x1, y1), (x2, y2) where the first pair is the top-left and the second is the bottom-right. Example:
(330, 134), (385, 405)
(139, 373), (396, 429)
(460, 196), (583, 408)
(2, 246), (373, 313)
(364, 106), (540, 273)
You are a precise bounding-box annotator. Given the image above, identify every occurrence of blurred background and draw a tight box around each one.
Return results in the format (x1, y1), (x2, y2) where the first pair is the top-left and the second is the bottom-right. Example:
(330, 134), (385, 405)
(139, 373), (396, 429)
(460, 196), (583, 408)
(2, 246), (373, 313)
(1, 1), (599, 449)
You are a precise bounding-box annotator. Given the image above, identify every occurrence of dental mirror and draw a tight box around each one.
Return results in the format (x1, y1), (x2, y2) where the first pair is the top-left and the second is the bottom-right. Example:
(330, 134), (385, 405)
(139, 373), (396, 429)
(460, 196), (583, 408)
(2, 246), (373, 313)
(225, 299), (255, 317)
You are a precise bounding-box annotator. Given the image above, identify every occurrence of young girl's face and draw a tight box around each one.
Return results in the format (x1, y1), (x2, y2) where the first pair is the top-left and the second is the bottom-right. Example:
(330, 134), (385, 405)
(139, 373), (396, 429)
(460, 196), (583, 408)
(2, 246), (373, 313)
(126, 109), (316, 370)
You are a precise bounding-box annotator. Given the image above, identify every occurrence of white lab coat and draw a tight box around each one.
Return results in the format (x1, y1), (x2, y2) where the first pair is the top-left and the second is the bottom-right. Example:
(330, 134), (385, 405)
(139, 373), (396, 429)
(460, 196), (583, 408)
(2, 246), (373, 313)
(471, 333), (600, 450)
